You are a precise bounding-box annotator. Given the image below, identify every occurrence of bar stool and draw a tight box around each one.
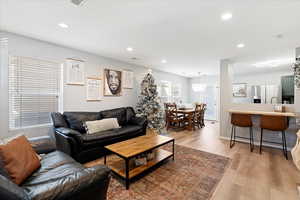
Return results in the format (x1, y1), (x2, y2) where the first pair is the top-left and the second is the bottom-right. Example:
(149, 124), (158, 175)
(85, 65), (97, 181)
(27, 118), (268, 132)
(260, 115), (288, 159)
(230, 113), (254, 152)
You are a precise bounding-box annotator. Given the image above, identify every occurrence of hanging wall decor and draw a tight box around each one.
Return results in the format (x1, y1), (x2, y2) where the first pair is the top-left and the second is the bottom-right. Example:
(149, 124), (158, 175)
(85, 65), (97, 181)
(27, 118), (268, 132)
(104, 68), (122, 96)
(293, 57), (300, 89)
(66, 58), (85, 85)
(122, 70), (134, 89)
(232, 83), (247, 97)
(86, 77), (102, 101)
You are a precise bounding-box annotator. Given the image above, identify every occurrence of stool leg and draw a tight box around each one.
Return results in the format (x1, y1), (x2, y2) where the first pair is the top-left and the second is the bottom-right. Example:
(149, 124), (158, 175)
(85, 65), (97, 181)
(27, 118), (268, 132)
(260, 128), (263, 154)
(249, 127), (254, 152)
(281, 131), (288, 160)
(230, 125), (235, 148)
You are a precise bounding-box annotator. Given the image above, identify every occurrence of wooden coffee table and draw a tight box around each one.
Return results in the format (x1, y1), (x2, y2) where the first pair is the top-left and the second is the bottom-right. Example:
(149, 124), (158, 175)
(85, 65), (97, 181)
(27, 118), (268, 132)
(104, 135), (175, 189)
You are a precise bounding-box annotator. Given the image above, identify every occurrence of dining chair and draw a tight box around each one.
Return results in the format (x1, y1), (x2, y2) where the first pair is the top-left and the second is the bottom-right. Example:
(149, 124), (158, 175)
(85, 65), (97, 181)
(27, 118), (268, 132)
(193, 104), (203, 129)
(199, 104), (207, 127)
(165, 103), (185, 130)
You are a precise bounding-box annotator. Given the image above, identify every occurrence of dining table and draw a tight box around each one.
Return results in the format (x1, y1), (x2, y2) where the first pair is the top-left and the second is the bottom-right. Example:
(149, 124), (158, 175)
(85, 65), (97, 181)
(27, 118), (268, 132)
(175, 108), (195, 131)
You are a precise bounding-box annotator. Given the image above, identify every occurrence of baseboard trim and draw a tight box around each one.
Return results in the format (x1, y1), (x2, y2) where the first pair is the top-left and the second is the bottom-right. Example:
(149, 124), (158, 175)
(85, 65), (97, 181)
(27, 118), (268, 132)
(219, 136), (292, 151)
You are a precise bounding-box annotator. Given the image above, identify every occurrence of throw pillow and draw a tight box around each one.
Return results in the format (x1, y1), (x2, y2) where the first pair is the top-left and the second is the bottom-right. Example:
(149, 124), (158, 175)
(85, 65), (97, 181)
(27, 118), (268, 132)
(0, 135), (41, 185)
(84, 118), (120, 134)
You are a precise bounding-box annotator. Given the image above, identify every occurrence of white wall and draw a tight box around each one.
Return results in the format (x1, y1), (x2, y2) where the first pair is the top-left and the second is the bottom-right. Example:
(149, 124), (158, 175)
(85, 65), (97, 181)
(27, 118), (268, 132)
(0, 32), (189, 138)
(219, 58), (299, 149)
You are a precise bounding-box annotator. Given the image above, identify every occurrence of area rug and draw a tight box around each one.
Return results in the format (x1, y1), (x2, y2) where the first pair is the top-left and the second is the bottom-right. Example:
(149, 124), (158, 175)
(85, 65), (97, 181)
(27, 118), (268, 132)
(88, 145), (230, 200)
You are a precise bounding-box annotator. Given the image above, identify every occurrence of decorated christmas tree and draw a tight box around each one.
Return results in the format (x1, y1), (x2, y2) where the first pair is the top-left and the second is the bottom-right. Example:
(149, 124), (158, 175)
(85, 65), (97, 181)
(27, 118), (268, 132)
(136, 71), (164, 132)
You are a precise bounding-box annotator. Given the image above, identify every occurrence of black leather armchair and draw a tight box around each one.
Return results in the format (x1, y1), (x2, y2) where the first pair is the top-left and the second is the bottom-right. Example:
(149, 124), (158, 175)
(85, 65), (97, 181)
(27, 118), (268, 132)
(51, 107), (147, 163)
(0, 149), (111, 200)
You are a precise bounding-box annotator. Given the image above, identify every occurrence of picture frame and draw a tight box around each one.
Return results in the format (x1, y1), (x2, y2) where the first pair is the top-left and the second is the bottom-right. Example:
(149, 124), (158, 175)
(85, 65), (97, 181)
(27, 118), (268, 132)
(232, 83), (247, 97)
(104, 68), (122, 96)
(66, 58), (85, 85)
(86, 77), (102, 101)
(123, 70), (134, 89)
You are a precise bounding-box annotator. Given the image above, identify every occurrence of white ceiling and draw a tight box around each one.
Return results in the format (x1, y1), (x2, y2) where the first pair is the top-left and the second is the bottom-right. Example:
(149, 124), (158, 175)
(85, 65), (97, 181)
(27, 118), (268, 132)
(1, 0), (300, 77)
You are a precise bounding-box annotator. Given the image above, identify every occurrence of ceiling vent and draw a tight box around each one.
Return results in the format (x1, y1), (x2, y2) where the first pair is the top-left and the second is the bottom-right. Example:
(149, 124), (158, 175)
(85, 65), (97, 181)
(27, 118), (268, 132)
(71, 0), (87, 6)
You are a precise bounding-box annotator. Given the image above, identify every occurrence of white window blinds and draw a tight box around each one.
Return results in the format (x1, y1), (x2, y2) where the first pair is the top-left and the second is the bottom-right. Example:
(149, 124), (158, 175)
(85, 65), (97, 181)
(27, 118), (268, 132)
(8, 56), (61, 129)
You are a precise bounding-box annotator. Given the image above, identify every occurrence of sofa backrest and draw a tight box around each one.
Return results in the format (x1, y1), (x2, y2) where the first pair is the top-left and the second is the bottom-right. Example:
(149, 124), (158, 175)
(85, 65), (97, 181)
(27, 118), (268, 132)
(51, 107), (136, 132)
(63, 112), (101, 133)
(99, 107), (128, 126)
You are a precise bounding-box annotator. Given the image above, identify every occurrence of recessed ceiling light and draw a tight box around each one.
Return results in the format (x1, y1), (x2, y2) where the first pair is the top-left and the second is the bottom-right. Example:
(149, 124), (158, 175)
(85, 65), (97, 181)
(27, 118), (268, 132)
(221, 12), (232, 21)
(58, 23), (69, 28)
(161, 59), (167, 64)
(126, 47), (133, 52)
(237, 43), (245, 48)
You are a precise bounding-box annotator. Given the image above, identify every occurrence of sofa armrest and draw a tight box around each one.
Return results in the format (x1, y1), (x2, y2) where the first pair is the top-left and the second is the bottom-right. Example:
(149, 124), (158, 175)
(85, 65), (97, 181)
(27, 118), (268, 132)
(54, 128), (83, 157)
(55, 127), (83, 144)
(24, 165), (111, 200)
(129, 116), (147, 127)
(0, 175), (30, 200)
(29, 136), (56, 154)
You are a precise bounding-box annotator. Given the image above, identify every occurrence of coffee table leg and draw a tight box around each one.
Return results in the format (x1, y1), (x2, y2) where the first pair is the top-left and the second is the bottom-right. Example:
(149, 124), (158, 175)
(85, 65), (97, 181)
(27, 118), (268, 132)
(125, 158), (130, 189)
(104, 154), (106, 165)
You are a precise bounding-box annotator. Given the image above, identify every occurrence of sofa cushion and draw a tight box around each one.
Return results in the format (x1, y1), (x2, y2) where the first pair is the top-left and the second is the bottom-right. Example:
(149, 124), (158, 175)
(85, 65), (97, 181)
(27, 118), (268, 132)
(63, 112), (101, 133)
(80, 125), (143, 149)
(0, 135), (41, 185)
(22, 151), (83, 186)
(100, 108), (127, 126)
(51, 112), (68, 128)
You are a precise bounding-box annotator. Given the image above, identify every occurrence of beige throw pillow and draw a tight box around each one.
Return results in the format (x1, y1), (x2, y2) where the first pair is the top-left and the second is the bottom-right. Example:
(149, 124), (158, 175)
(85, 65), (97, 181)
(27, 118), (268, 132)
(84, 118), (120, 134)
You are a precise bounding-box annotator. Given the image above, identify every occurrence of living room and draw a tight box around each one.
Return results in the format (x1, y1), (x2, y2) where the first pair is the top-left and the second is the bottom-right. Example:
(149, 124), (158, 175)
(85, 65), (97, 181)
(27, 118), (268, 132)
(1, 1), (300, 200)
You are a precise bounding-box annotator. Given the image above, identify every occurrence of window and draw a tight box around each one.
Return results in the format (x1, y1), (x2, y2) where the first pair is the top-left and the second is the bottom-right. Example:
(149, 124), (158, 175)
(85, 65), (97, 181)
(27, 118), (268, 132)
(158, 81), (172, 103)
(172, 84), (182, 103)
(9, 56), (61, 129)
(192, 83), (207, 92)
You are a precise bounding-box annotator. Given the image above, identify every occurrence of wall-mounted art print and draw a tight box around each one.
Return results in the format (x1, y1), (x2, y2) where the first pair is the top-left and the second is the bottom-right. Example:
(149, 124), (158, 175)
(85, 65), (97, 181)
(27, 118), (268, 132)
(86, 77), (102, 101)
(104, 68), (122, 96)
(66, 58), (85, 85)
(232, 83), (247, 97)
(123, 70), (134, 89)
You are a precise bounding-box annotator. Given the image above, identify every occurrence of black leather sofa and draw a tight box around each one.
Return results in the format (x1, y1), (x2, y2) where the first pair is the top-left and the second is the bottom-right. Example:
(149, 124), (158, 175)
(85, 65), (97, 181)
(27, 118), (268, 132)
(51, 107), (147, 163)
(0, 150), (111, 200)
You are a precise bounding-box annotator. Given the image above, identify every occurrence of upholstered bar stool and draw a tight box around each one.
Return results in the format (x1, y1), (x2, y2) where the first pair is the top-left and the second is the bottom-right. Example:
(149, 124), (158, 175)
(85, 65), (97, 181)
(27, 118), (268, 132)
(230, 113), (254, 152)
(260, 115), (288, 159)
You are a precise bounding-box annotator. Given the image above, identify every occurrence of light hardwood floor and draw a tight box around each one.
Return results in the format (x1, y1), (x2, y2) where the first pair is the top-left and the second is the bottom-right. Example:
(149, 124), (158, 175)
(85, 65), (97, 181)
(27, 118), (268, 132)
(165, 121), (300, 200)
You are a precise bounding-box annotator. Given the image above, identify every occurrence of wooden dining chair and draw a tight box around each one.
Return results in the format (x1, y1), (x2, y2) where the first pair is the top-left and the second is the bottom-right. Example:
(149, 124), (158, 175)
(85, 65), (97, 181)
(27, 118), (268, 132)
(165, 103), (185, 130)
(193, 104), (203, 129)
(200, 104), (207, 127)
(193, 103), (207, 128)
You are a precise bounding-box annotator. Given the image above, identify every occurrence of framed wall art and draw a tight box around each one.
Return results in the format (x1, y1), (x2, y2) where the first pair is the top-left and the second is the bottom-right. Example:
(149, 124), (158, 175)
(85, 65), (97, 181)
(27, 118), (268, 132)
(66, 58), (85, 85)
(123, 70), (134, 89)
(104, 68), (122, 96)
(232, 83), (247, 97)
(86, 77), (102, 101)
